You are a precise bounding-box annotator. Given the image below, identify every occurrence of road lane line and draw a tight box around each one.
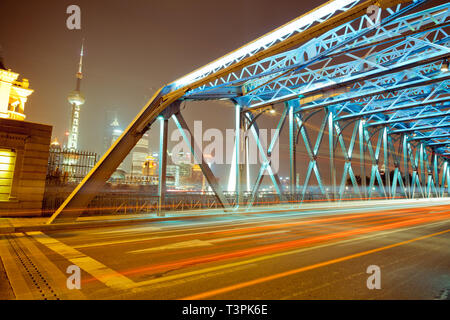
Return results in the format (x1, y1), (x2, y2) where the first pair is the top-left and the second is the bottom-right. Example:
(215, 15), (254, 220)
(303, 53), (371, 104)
(181, 228), (450, 300)
(27, 231), (136, 292)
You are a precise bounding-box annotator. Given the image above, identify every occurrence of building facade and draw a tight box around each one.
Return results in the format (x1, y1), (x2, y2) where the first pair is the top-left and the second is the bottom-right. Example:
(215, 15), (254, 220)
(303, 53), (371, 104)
(0, 68), (52, 216)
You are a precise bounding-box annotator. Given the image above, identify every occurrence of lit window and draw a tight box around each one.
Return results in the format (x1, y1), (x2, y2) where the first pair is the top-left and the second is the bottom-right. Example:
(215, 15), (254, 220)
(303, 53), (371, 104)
(0, 148), (16, 201)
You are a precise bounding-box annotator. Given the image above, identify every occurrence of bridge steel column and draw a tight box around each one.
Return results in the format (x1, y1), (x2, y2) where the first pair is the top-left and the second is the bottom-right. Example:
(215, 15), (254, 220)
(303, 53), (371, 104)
(425, 149), (437, 198)
(157, 116), (169, 216)
(328, 108), (336, 200)
(359, 120), (367, 199)
(409, 141), (418, 197)
(419, 143), (425, 190)
(383, 127), (391, 199)
(432, 152), (439, 197)
(235, 103), (242, 207)
(288, 101), (297, 198)
(402, 135), (410, 198)
(443, 161), (450, 197)
(440, 161), (448, 197)
(244, 113), (251, 194)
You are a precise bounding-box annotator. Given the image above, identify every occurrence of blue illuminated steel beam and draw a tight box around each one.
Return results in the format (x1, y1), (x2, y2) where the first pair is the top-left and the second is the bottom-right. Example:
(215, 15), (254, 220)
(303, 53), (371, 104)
(237, 4), (448, 109)
(187, 0), (433, 102)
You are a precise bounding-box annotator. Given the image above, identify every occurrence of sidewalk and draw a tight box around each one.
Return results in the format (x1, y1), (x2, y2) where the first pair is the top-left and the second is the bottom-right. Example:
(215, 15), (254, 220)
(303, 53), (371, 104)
(0, 197), (447, 234)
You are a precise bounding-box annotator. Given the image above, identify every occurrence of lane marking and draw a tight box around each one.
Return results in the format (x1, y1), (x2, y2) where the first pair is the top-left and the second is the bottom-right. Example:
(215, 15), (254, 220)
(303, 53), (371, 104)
(128, 230), (288, 254)
(131, 219), (450, 290)
(182, 228), (450, 300)
(27, 232), (136, 292)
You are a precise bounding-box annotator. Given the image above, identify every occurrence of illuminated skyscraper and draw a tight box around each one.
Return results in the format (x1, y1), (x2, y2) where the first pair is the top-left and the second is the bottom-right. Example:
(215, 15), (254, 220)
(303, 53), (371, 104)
(67, 41), (86, 150)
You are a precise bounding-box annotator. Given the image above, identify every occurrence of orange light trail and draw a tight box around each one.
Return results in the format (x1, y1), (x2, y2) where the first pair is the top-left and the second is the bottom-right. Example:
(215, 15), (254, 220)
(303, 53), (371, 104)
(81, 207), (450, 285)
(117, 211), (449, 277)
(181, 228), (450, 300)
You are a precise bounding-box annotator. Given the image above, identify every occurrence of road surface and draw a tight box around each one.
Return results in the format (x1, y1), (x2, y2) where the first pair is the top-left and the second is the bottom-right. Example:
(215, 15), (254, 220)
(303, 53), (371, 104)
(1, 199), (449, 300)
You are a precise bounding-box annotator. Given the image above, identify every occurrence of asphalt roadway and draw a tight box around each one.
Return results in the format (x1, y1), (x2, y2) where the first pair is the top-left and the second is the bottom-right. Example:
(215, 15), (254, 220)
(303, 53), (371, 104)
(0, 199), (449, 300)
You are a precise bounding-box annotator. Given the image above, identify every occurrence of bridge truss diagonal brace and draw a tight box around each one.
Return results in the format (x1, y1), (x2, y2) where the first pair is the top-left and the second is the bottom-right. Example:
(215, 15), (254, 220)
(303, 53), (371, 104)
(171, 112), (231, 210)
(295, 109), (330, 202)
(362, 126), (388, 199)
(246, 107), (287, 208)
(425, 151), (439, 198)
(334, 120), (361, 200)
(386, 133), (407, 199)
(408, 141), (425, 198)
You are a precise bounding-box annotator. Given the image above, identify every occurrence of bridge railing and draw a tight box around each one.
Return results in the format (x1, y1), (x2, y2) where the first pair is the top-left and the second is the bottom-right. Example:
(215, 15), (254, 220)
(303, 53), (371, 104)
(41, 186), (445, 217)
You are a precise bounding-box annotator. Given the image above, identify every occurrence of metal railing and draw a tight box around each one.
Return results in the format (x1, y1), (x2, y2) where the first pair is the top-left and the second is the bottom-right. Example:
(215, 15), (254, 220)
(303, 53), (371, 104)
(47, 147), (97, 184)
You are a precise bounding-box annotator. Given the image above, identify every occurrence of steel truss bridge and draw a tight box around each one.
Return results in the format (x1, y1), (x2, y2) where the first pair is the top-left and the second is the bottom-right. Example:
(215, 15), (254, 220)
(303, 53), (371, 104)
(49, 0), (450, 223)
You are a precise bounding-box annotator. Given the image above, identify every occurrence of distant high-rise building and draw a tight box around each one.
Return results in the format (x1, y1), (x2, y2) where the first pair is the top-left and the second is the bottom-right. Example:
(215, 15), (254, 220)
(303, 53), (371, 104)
(67, 41), (86, 151)
(103, 111), (123, 153)
(102, 111), (127, 180)
(131, 133), (149, 178)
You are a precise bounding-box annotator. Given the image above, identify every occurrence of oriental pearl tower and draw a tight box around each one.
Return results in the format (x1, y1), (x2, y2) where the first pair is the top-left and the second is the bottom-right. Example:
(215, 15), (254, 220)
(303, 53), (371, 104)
(67, 41), (86, 150)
